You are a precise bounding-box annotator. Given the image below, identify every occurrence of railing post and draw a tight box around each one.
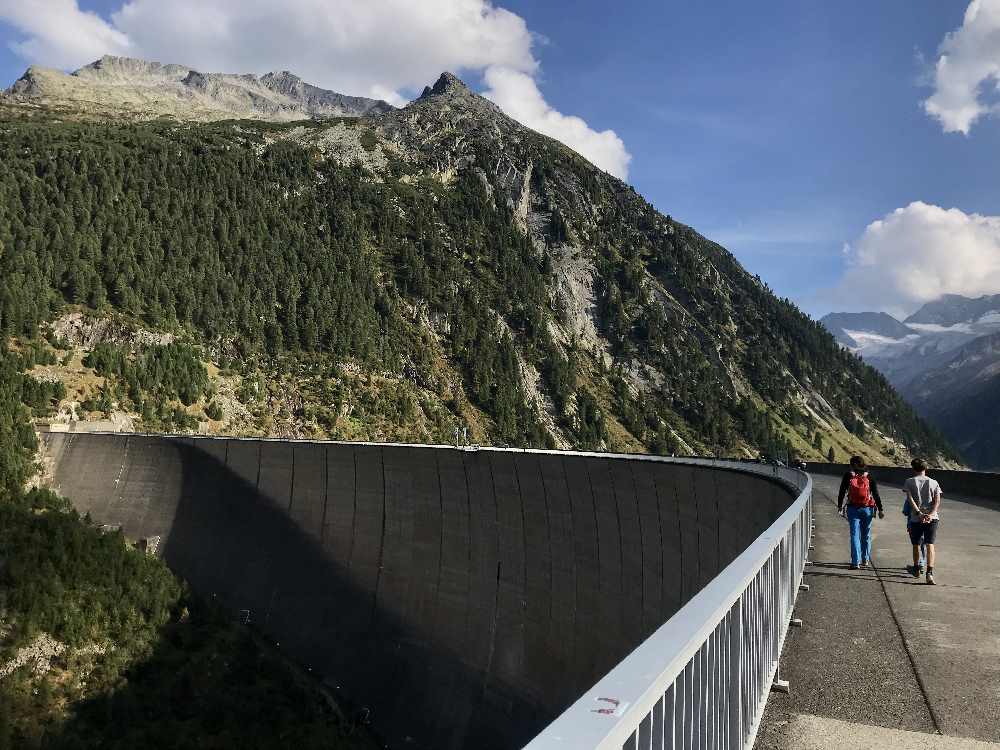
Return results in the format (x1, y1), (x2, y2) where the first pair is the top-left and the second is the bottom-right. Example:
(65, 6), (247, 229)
(665, 682), (676, 750)
(727, 598), (743, 749)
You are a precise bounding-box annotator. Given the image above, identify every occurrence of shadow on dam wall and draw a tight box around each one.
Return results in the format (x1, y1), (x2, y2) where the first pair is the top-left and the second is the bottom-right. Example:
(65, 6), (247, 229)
(42, 433), (794, 750)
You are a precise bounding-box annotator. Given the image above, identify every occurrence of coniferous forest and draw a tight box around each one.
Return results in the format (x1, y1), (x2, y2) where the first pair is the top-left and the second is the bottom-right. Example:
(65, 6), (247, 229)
(0, 112), (953, 461)
(0, 346), (377, 748)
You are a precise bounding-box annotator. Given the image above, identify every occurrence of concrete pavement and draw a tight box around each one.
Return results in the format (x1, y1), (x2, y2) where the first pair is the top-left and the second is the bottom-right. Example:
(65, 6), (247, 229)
(756, 473), (1000, 749)
(773, 715), (1000, 750)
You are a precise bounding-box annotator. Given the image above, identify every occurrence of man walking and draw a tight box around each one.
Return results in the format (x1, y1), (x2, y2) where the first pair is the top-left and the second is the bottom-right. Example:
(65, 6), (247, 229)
(837, 456), (885, 569)
(902, 493), (927, 576)
(904, 458), (942, 585)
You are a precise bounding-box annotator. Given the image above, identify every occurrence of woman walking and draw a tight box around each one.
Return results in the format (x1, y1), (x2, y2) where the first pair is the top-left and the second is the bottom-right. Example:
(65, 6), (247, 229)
(837, 456), (885, 569)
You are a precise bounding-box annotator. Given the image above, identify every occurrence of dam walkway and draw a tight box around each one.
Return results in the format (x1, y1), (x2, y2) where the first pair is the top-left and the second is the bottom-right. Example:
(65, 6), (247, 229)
(756, 473), (1000, 749)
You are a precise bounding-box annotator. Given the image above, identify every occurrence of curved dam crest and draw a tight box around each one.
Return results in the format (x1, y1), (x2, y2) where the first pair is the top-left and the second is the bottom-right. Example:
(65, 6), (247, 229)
(42, 432), (795, 750)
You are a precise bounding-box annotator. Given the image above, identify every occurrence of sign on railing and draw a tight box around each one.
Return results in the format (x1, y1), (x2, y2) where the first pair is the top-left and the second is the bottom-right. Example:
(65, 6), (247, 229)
(524, 460), (812, 750)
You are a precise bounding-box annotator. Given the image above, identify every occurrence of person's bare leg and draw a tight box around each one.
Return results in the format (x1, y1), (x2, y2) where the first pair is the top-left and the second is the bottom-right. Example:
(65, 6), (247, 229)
(913, 544), (920, 567)
(927, 543), (935, 569)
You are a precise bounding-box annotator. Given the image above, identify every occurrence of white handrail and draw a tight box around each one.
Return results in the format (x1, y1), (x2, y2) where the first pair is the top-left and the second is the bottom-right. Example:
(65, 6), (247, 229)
(524, 460), (811, 750)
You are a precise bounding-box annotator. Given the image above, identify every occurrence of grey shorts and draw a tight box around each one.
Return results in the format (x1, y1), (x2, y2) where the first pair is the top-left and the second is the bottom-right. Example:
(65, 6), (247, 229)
(908, 520), (938, 545)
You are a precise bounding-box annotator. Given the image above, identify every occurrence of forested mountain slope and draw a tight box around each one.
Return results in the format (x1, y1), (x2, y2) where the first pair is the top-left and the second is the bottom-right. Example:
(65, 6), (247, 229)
(0, 347), (379, 749)
(0, 68), (954, 464)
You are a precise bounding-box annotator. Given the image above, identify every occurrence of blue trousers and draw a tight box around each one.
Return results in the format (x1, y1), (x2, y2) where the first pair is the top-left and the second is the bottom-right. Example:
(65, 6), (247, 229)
(847, 505), (875, 566)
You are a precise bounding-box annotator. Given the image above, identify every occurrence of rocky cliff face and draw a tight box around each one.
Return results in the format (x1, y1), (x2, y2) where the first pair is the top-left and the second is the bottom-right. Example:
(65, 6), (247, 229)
(0, 62), (955, 464)
(4, 55), (393, 121)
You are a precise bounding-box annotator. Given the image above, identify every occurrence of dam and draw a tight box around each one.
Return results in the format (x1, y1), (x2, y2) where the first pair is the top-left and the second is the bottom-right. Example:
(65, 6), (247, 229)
(41, 432), (803, 750)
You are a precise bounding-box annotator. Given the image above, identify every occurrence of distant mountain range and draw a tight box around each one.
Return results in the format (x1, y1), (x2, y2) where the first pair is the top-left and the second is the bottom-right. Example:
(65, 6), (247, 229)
(821, 294), (1000, 468)
(822, 311), (916, 349)
(4, 54), (394, 121)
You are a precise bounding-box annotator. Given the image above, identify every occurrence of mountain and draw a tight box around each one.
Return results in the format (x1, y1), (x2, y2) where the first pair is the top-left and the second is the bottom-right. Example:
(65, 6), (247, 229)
(927, 374), (1000, 470)
(905, 331), (1000, 407)
(822, 295), (1000, 467)
(3, 54), (394, 121)
(822, 297), (1000, 385)
(905, 293), (1000, 326)
(902, 332), (1000, 469)
(819, 311), (917, 348)
(0, 60), (955, 467)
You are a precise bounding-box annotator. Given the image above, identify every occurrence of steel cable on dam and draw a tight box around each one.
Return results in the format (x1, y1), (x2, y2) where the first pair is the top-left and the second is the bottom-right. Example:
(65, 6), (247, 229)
(41, 433), (795, 750)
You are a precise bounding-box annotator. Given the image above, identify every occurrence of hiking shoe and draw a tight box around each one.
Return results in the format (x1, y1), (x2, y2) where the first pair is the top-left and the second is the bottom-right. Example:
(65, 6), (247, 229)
(926, 571), (936, 585)
(861, 560), (871, 569)
(849, 564), (860, 570)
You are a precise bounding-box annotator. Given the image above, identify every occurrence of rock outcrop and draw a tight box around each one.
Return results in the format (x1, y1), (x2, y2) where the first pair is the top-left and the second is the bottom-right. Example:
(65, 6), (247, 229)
(4, 55), (393, 122)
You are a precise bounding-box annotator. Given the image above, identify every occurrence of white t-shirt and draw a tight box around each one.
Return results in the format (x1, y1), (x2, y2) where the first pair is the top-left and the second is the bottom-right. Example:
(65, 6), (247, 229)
(904, 475), (942, 520)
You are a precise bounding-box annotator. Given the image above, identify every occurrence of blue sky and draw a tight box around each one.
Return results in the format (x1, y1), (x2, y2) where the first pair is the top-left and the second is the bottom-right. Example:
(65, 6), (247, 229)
(2, 1), (999, 318)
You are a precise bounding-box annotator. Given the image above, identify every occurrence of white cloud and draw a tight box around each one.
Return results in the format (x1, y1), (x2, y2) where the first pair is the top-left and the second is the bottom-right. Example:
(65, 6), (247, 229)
(0, 0), (130, 69)
(0, 0), (630, 177)
(483, 65), (631, 178)
(107, 0), (537, 100)
(923, 0), (1000, 134)
(834, 201), (1000, 316)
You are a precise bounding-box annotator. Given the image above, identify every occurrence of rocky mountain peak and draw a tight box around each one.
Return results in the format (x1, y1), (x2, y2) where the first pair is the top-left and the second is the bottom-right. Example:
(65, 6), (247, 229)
(75, 54), (191, 82)
(905, 293), (1000, 326)
(3, 55), (393, 121)
(260, 70), (304, 92)
(418, 72), (472, 100)
(820, 311), (916, 348)
(6, 66), (44, 97)
(266, 70), (300, 82)
(80, 54), (140, 71)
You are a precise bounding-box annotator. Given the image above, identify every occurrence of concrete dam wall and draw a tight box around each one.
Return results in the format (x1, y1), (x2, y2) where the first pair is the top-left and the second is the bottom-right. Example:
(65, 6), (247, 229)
(42, 433), (796, 750)
(807, 461), (1000, 500)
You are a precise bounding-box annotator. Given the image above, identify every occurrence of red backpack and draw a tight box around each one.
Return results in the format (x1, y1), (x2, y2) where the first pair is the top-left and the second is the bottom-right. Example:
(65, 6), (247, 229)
(847, 472), (873, 507)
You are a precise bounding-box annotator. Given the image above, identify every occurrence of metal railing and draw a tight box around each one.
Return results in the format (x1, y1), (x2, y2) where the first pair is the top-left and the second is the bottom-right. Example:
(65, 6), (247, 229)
(524, 459), (812, 750)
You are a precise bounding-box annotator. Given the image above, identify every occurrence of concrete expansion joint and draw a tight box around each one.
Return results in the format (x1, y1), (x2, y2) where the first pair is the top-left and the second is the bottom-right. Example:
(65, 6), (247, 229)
(870, 560), (945, 737)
